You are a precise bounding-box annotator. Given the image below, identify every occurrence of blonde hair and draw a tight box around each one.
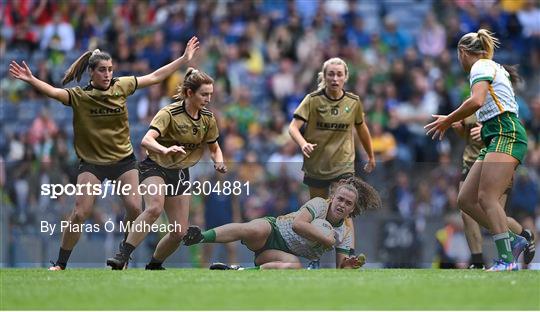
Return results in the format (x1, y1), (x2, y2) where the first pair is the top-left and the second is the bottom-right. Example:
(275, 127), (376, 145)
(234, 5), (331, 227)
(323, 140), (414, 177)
(457, 29), (499, 60)
(316, 57), (349, 90)
(458, 29), (521, 82)
(331, 176), (381, 218)
(173, 67), (214, 100)
(62, 49), (111, 85)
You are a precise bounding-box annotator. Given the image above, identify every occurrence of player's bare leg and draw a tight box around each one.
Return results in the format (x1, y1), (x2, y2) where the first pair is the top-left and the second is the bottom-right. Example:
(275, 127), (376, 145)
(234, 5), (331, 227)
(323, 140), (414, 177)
(50, 172), (99, 270)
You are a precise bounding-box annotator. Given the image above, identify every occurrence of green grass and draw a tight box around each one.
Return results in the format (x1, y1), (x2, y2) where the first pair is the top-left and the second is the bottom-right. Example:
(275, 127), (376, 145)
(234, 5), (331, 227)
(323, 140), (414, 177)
(1, 268), (539, 310)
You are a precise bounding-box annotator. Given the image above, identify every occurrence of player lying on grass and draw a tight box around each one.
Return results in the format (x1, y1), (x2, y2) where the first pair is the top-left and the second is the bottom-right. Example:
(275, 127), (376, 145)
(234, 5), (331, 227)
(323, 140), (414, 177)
(183, 177), (381, 269)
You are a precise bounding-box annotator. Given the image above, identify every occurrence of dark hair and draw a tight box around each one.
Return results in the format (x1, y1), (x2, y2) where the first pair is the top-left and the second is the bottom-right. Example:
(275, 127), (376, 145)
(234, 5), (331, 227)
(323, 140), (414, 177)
(61, 49), (112, 85)
(173, 67), (214, 100)
(502, 64), (522, 83)
(331, 176), (381, 217)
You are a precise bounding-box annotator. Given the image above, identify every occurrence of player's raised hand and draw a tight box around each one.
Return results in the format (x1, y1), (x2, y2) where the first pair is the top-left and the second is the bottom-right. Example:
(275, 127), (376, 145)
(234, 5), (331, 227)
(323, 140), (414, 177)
(425, 114), (450, 140)
(301, 142), (317, 158)
(470, 123), (482, 142)
(163, 145), (186, 155)
(9, 61), (34, 82)
(182, 36), (200, 62)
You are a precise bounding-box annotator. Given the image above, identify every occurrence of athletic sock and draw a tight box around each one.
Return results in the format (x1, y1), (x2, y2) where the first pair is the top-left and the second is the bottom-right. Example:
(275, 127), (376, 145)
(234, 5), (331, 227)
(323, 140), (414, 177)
(121, 242), (136, 257)
(202, 229), (216, 243)
(493, 232), (514, 263)
(509, 231), (518, 245)
(471, 253), (484, 266)
(244, 266), (260, 270)
(56, 248), (72, 268)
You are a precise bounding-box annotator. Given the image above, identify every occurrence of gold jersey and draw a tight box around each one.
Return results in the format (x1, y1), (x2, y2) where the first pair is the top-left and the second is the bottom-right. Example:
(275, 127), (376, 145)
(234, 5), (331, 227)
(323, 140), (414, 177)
(64, 76), (137, 164)
(462, 114), (484, 167)
(148, 101), (219, 169)
(293, 90), (364, 179)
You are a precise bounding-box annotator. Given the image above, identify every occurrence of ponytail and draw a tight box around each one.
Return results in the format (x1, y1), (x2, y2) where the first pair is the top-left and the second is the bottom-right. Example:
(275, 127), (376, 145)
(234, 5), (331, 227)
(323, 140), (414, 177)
(458, 29), (499, 60)
(476, 29), (499, 60)
(502, 64), (522, 83)
(173, 67), (214, 100)
(61, 49), (112, 86)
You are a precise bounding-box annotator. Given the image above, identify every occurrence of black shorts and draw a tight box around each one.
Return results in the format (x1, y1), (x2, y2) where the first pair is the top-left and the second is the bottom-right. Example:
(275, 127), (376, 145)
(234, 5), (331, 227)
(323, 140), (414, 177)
(78, 153), (137, 182)
(139, 157), (190, 197)
(303, 172), (354, 189)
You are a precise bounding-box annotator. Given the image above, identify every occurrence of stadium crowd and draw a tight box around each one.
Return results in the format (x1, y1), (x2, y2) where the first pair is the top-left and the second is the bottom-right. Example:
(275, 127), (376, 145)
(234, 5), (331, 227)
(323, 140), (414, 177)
(1, 0), (539, 266)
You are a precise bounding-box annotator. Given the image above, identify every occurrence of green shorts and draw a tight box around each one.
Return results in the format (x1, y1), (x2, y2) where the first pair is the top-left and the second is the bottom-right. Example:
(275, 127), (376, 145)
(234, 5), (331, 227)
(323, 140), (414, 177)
(248, 217), (292, 257)
(477, 112), (528, 164)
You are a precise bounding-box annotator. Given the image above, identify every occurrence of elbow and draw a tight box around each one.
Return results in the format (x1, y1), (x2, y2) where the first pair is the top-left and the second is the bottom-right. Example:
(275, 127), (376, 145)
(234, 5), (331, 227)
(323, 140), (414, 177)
(470, 99), (484, 111)
(141, 135), (151, 150)
(288, 124), (295, 137)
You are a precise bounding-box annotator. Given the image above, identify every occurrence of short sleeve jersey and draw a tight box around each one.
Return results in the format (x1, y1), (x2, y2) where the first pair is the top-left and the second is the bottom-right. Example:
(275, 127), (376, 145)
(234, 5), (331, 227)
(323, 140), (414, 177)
(64, 76), (137, 164)
(469, 59), (518, 122)
(148, 101), (219, 169)
(276, 197), (353, 260)
(293, 90), (364, 180)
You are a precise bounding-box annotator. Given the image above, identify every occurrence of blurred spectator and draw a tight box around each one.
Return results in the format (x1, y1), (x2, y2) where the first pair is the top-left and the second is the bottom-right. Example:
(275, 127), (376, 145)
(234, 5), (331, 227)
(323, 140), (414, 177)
(137, 83), (168, 124)
(224, 87), (258, 138)
(40, 12), (75, 52)
(27, 107), (58, 147)
(417, 13), (446, 57)
(434, 212), (469, 269)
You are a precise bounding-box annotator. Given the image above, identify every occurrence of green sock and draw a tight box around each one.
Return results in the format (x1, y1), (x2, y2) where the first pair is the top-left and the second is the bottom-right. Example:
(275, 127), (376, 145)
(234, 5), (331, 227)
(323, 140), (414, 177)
(509, 231), (518, 245)
(244, 266), (260, 270)
(493, 232), (514, 263)
(202, 229), (216, 243)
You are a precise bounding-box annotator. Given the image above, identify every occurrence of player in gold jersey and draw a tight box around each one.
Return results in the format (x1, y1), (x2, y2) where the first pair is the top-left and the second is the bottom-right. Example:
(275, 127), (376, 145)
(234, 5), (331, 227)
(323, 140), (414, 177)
(9, 37), (200, 270)
(107, 68), (226, 270)
(288, 57), (375, 265)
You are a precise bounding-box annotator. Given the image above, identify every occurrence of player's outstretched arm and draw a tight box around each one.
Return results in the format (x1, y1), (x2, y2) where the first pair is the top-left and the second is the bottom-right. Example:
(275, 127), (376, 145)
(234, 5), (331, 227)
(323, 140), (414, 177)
(425, 81), (488, 140)
(137, 36), (200, 89)
(9, 60), (69, 105)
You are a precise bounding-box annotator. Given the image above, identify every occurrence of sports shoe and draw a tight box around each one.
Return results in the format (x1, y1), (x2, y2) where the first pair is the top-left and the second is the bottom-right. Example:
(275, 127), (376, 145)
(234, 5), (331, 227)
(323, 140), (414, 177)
(183, 226), (204, 246)
(48, 261), (65, 271)
(511, 235), (528, 261)
(486, 259), (519, 272)
(209, 262), (244, 270)
(523, 229), (535, 265)
(119, 241), (131, 270)
(307, 259), (320, 270)
(107, 253), (128, 270)
(467, 263), (485, 269)
(145, 264), (166, 270)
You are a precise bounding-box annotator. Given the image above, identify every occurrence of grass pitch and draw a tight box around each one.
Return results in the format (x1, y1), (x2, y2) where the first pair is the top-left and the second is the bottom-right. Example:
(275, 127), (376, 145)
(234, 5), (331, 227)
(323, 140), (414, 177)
(1, 268), (539, 310)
